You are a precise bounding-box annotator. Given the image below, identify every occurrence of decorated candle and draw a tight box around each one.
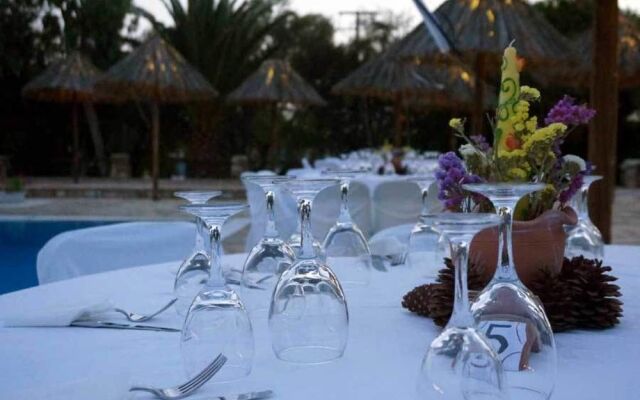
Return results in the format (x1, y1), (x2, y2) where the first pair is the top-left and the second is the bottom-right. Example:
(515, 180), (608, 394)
(494, 45), (520, 156)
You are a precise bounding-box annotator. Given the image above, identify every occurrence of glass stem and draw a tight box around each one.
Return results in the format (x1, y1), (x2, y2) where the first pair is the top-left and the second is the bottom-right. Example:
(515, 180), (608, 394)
(447, 239), (474, 328)
(494, 204), (519, 282)
(337, 180), (352, 224)
(575, 185), (590, 221)
(420, 187), (429, 216)
(194, 217), (207, 253)
(299, 199), (315, 259)
(264, 189), (279, 239)
(204, 225), (226, 288)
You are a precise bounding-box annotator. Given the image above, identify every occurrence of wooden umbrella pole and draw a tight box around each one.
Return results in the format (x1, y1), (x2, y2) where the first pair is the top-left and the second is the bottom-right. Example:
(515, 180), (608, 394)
(151, 102), (160, 201)
(268, 103), (279, 169)
(589, 0), (619, 243)
(72, 102), (80, 183)
(472, 52), (487, 136)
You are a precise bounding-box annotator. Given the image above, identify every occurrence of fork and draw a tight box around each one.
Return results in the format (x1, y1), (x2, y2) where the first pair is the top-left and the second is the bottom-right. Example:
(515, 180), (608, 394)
(129, 354), (227, 399)
(114, 298), (177, 322)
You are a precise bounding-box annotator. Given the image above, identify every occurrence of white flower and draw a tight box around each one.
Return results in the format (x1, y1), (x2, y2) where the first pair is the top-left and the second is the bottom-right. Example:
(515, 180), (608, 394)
(563, 154), (586, 171)
(459, 144), (478, 158)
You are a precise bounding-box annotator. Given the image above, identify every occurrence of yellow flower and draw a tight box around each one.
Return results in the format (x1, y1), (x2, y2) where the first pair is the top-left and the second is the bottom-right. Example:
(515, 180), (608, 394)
(514, 122), (525, 132)
(525, 116), (538, 132)
(506, 167), (528, 180)
(520, 86), (541, 101)
(449, 118), (464, 131)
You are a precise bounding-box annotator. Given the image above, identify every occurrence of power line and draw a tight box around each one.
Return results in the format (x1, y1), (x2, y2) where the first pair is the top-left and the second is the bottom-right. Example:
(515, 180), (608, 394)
(339, 11), (378, 42)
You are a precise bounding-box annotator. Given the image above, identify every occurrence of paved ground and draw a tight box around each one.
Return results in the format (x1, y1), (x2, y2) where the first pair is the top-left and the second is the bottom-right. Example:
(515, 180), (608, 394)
(1, 186), (639, 245)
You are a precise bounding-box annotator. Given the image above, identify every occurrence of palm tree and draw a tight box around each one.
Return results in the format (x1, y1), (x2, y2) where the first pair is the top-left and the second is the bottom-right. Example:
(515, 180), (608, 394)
(136, 0), (291, 175)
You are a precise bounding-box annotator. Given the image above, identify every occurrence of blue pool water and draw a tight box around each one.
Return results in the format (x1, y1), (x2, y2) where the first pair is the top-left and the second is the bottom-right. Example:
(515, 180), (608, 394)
(0, 220), (120, 295)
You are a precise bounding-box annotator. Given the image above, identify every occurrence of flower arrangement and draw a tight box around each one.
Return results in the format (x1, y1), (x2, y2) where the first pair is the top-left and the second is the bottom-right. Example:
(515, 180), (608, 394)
(436, 45), (596, 220)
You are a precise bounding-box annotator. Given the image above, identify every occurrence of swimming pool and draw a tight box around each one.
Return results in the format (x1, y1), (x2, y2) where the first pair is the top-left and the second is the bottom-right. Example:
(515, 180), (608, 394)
(0, 220), (120, 294)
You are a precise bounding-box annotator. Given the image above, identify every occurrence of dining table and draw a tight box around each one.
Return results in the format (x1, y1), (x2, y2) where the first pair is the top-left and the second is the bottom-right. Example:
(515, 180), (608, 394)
(0, 245), (638, 399)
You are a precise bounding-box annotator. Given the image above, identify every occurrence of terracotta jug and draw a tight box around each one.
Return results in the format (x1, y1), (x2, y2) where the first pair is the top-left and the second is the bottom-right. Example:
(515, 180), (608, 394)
(469, 208), (577, 286)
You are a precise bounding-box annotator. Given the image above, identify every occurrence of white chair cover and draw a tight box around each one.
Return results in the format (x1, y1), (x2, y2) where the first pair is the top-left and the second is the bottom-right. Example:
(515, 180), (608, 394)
(37, 221), (195, 284)
(37, 219), (250, 285)
(310, 181), (372, 240)
(372, 180), (421, 232)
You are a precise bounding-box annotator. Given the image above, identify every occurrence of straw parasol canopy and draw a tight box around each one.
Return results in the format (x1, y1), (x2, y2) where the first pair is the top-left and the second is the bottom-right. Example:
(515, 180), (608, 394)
(332, 47), (495, 146)
(22, 52), (103, 182)
(227, 59), (325, 167)
(227, 59), (326, 106)
(535, 15), (640, 89)
(395, 0), (576, 133)
(97, 35), (218, 199)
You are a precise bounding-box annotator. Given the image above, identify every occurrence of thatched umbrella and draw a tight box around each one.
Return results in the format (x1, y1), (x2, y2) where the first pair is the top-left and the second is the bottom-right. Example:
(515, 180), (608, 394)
(535, 15), (640, 89)
(22, 52), (102, 182)
(97, 35), (217, 199)
(227, 59), (325, 166)
(332, 48), (495, 146)
(395, 0), (576, 133)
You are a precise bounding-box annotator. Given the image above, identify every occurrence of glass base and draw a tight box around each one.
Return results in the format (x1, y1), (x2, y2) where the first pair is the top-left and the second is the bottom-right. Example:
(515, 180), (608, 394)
(174, 252), (210, 317)
(565, 222), (604, 260)
(471, 282), (556, 398)
(181, 286), (253, 383)
(241, 238), (294, 312)
(274, 345), (344, 364)
(418, 327), (506, 400)
(324, 223), (372, 287)
(269, 259), (348, 364)
(407, 221), (441, 274)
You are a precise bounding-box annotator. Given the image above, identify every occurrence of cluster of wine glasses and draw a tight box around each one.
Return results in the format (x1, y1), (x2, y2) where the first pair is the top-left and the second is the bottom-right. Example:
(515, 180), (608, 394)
(172, 171), (375, 383)
(418, 183), (558, 400)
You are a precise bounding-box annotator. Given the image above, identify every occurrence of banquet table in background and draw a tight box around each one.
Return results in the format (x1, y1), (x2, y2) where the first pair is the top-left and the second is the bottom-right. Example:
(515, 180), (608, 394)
(1, 245), (638, 399)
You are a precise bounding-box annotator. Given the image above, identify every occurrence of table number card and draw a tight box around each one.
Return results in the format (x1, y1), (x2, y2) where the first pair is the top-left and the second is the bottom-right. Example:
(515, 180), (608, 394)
(478, 317), (538, 371)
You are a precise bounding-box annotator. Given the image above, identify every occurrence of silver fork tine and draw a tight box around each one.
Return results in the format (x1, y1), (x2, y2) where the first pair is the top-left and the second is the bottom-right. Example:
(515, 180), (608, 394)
(178, 361), (219, 393)
(178, 354), (227, 393)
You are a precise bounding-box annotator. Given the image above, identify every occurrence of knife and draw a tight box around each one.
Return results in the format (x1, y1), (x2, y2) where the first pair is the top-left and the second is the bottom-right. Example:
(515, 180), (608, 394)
(70, 320), (181, 332)
(211, 390), (273, 400)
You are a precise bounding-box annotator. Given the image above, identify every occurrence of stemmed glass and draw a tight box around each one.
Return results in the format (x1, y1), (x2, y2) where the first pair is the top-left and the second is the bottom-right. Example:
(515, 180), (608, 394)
(240, 175), (295, 312)
(322, 169), (372, 287)
(565, 175), (604, 259)
(269, 177), (349, 364)
(405, 176), (442, 272)
(286, 180), (327, 261)
(174, 191), (222, 317)
(180, 204), (254, 383)
(418, 212), (507, 400)
(464, 183), (556, 400)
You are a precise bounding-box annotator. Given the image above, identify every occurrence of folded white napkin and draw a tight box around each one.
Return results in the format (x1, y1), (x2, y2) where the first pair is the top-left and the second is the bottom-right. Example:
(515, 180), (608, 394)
(0, 298), (114, 327)
(369, 235), (407, 257)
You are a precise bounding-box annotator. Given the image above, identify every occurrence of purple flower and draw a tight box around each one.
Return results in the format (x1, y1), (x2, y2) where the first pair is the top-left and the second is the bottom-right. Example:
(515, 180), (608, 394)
(435, 152), (484, 211)
(545, 96), (596, 126)
(470, 134), (492, 153)
(559, 163), (593, 204)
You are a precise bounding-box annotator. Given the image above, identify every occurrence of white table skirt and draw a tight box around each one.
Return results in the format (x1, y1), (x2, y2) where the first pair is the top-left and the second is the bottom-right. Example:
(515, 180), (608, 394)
(0, 246), (638, 399)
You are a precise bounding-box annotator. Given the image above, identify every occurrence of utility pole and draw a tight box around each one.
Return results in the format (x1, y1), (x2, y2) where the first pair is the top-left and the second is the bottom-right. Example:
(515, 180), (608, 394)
(339, 11), (378, 42)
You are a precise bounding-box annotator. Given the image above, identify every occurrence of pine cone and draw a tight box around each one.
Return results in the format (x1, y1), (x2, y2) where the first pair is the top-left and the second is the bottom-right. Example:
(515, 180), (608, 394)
(403, 256), (624, 332)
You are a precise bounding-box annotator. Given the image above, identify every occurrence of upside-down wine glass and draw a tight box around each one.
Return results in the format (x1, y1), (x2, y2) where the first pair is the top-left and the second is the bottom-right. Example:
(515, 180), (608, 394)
(287, 180), (326, 262)
(174, 191), (222, 317)
(565, 175), (604, 260)
(180, 203), (254, 383)
(418, 212), (507, 400)
(463, 183), (556, 400)
(240, 175), (295, 312)
(322, 169), (372, 287)
(405, 176), (443, 273)
(269, 177), (349, 364)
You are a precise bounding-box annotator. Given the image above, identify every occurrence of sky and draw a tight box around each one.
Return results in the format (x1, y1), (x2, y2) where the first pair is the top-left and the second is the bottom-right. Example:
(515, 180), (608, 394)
(134, 0), (640, 42)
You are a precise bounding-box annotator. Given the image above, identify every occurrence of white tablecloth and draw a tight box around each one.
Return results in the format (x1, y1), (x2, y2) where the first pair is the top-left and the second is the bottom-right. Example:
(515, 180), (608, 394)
(1, 246), (638, 399)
